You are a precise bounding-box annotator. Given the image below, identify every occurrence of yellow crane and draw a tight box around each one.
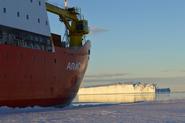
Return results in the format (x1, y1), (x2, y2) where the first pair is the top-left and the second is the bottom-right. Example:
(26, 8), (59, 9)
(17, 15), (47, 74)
(46, 2), (89, 47)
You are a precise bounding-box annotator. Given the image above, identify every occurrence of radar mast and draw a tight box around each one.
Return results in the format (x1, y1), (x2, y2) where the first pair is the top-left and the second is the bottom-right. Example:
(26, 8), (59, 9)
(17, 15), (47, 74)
(64, 0), (68, 9)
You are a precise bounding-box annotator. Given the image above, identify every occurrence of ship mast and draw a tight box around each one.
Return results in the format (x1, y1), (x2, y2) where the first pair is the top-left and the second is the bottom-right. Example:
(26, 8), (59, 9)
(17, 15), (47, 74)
(64, 0), (69, 44)
(64, 0), (68, 9)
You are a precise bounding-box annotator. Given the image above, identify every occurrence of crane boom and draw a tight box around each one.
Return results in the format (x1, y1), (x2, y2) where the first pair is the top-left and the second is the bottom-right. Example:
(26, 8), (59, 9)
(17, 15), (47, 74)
(46, 2), (78, 21)
(45, 2), (89, 47)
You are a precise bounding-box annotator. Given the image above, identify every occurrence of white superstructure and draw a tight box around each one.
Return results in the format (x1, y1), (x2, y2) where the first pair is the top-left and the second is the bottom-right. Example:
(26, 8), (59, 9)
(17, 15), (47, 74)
(0, 0), (50, 36)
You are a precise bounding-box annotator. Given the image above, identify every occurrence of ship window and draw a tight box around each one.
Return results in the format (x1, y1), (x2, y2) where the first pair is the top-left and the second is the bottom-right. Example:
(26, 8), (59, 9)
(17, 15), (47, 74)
(26, 14), (29, 20)
(39, 1), (41, 6)
(3, 8), (6, 13)
(0, 31), (2, 39)
(45, 20), (48, 25)
(38, 18), (40, 23)
(17, 12), (20, 17)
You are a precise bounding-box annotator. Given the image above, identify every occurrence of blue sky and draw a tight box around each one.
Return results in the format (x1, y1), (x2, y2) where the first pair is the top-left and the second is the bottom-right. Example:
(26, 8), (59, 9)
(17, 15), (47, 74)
(48, 0), (185, 79)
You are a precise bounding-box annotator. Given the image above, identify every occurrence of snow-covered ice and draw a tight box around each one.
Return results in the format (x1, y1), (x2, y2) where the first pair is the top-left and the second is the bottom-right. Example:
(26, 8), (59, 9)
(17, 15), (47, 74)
(78, 83), (156, 95)
(0, 99), (185, 123)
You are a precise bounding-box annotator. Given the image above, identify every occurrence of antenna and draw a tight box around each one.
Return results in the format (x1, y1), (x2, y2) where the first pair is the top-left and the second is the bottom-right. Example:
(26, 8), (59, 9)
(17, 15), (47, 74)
(64, 0), (68, 9)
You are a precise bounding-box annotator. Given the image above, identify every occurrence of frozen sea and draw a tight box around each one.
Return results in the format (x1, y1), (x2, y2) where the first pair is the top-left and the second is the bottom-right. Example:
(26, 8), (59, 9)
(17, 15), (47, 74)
(0, 99), (185, 123)
(0, 92), (185, 123)
(0, 78), (185, 123)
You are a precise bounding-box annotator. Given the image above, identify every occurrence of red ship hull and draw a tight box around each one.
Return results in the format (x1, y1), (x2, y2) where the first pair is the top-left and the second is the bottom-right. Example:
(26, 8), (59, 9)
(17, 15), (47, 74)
(0, 42), (90, 107)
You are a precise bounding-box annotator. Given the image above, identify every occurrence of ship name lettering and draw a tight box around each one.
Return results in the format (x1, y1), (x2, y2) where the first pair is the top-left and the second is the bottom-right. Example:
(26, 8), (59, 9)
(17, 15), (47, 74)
(67, 62), (81, 71)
